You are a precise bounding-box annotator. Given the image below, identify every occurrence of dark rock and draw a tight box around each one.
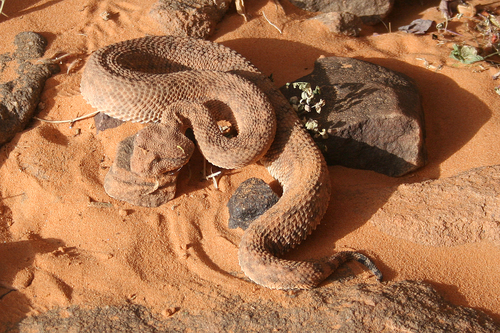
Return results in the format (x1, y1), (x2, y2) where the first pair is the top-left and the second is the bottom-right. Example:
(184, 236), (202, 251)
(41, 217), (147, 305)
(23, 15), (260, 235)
(280, 56), (426, 177)
(94, 112), (124, 134)
(12, 280), (500, 332)
(13, 32), (48, 61)
(310, 12), (363, 37)
(149, 0), (231, 39)
(370, 165), (500, 247)
(0, 32), (59, 146)
(227, 178), (279, 230)
(287, 0), (394, 25)
(104, 135), (179, 208)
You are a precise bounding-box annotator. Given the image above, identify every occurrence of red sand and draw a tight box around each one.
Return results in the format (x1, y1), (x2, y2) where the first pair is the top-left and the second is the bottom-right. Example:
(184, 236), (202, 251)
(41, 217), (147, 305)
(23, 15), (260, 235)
(1, 0), (499, 326)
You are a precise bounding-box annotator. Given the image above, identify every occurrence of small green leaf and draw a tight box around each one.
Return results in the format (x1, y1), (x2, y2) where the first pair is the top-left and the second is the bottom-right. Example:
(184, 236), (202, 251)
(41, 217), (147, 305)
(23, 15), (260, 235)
(450, 44), (484, 64)
(292, 82), (311, 91)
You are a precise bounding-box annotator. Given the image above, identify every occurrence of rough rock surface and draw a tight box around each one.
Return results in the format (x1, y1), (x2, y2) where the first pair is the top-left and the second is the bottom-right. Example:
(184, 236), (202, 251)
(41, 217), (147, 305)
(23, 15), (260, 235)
(103, 133), (180, 208)
(9, 280), (500, 332)
(370, 165), (500, 247)
(280, 56), (426, 177)
(310, 12), (363, 37)
(149, 0), (231, 38)
(0, 32), (59, 146)
(227, 177), (279, 230)
(287, 0), (394, 25)
(94, 112), (124, 133)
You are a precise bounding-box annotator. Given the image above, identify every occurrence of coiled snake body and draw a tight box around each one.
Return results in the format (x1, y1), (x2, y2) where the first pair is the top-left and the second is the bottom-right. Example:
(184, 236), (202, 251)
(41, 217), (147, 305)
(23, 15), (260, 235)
(81, 36), (382, 289)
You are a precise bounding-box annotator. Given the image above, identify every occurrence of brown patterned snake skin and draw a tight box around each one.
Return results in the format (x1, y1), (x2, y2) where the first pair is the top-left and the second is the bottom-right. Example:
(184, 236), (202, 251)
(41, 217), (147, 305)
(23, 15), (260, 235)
(80, 36), (382, 289)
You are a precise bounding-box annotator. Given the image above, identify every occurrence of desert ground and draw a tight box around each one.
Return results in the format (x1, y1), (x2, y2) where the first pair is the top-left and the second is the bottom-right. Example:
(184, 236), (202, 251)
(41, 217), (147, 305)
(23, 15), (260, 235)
(1, 0), (500, 331)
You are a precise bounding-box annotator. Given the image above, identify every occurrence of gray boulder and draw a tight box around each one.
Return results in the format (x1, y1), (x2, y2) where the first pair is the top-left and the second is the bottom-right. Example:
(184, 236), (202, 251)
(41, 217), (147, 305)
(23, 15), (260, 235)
(0, 32), (59, 147)
(149, 0), (231, 38)
(287, 0), (394, 25)
(280, 56), (427, 177)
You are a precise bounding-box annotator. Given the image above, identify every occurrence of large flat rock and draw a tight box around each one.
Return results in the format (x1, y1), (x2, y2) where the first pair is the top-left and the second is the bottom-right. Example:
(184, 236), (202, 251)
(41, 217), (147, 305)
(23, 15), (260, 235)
(370, 165), (500, 247)
(11, 280), (500, 332)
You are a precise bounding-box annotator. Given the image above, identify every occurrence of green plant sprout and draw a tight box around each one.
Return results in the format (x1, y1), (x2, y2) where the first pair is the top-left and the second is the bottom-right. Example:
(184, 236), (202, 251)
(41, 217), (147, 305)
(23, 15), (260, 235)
(450, 44), (500, 64)
(286, 81), (329, 144)
(450, 44), (486, 64)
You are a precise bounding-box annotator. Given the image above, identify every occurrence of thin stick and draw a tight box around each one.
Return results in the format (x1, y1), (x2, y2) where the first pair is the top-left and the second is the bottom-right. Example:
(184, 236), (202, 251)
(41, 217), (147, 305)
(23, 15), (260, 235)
(37, 53), (74, 65)
(206, 171), (221, 189)
(378, 18), (390, 33)
(0, 0), (8, 17)
(262, 11), (282, 34)
(34, 111), (100, 124)
(206, 171), (221, 180)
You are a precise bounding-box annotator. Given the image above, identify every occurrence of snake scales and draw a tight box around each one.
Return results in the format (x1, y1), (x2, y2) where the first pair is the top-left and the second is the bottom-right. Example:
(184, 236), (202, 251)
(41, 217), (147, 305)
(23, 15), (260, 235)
(80, 36), (382, 289)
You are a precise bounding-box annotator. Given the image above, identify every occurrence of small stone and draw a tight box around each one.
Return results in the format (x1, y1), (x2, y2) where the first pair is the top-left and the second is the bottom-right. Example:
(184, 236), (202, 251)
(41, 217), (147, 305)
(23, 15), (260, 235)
(227, 178), (279, 230)
(118, 209), (129, 217)
(100, 11), (110, 21)
(94, 112), (124, 133)
(161, 307), (179, 317)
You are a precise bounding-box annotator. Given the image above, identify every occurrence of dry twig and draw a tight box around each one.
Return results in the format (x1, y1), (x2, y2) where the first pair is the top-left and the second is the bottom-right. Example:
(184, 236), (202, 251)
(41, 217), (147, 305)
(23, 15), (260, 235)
(34, 111), (100, 124)
(262, 11), (282, 34)
(0, 0), (8, 17)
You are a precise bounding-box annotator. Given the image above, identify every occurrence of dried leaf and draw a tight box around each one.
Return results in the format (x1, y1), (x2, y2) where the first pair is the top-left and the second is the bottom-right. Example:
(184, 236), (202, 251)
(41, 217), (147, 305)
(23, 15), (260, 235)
(439, 0), (452, 19)
(399, 19), (435, 35)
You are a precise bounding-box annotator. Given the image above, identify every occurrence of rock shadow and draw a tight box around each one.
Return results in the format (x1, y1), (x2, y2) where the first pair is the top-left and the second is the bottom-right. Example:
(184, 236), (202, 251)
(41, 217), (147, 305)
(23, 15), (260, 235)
(361, 56), (491, 179)
(0, 232), (64, 330)
(0, 0), (65, 21)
